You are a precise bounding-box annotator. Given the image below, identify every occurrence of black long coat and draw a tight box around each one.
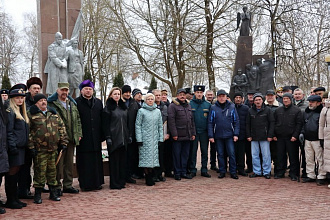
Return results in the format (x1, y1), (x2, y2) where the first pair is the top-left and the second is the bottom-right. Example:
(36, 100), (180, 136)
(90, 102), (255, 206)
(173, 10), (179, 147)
(0, 102), (9, 174)
(75, 96), (104, 152)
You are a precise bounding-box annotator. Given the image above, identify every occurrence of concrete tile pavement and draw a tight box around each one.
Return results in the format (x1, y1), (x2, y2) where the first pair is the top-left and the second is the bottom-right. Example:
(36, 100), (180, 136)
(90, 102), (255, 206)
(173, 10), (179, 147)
(1, 169), (329, 220)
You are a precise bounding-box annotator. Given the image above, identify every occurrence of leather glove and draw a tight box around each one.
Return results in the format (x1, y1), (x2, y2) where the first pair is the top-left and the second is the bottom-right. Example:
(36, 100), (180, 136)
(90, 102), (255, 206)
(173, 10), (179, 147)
(320, 139), (324, 149)
(137, 142), (143, 147)
(128, 137), (133, 144)
(299, 134), (304, 145)
(8, 146), (19, 155)
(29, 148), (38, 158)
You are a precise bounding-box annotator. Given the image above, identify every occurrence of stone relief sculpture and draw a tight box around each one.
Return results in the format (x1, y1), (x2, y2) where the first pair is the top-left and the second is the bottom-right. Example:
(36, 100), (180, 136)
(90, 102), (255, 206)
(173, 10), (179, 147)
(231, 68), (248, 94)
(45, 32), (68, 95)
(236, 6), (252, 36)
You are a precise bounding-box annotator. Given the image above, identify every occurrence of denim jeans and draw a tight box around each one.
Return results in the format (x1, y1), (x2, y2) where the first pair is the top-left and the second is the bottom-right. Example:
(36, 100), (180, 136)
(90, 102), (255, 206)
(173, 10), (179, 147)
(215, 138), (236, 174)
(251, 140), (271, 175)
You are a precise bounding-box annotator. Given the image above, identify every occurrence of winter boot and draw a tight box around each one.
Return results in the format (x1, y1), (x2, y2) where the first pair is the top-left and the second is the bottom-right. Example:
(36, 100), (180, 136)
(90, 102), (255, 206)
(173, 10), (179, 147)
(0, 207), (5, 214)
(34, 188), (43, 204)
(145, 174), (153, 186)
(5, 175), (22, 209)
(49, 187), (61, 201)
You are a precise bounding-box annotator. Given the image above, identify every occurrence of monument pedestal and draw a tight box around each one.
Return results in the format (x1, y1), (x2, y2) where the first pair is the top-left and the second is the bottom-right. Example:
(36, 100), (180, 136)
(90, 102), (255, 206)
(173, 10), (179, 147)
(229, 36), (252, 98)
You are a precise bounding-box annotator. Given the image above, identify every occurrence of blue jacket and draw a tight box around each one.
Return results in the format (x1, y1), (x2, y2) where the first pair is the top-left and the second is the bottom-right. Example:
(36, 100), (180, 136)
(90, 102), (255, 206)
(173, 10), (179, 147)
(190, 96), (211, 134)
(208, 100), (240, 139)
(235, 103), (249, 140)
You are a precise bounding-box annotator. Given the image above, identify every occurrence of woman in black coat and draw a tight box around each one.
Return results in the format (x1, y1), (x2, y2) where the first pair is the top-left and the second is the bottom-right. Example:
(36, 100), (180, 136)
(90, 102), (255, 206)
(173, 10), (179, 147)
(0, 96), (9, 214)
(5, 88), (29, 209)
(103, 87), (129, 190)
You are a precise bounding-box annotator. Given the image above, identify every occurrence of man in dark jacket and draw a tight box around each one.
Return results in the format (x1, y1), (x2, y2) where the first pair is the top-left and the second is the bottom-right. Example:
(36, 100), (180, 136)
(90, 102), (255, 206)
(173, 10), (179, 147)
(189, 85), (211, 178)
(301, 95), (327, 185)
(274, 93), (303, 181)
(246, 93), (275, 179)
(168, 88), (196, 180)
(75, 80), (104, 191)
(208, 90), (239, 179)
(265, 89), (282, 175)
(18, 77), (43, 199)
(293, 88), (308, 178)
(122, 85), (140, 182)
(233, 92), (249, 176)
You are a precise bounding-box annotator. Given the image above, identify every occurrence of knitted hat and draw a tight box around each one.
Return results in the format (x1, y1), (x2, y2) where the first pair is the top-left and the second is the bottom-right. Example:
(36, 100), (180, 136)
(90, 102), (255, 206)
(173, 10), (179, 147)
(122, 85), (131, 94)
(253, 93), (263, 100)
(33, 93), (47, 103)
(282, 92), (293, 99)
(233, 92), (243, 99)
(132, 88), (142, 97)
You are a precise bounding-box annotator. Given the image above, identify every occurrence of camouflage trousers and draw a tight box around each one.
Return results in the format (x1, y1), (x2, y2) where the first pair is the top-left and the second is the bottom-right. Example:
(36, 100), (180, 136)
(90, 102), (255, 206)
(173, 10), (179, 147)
(33, 151), (58, 188)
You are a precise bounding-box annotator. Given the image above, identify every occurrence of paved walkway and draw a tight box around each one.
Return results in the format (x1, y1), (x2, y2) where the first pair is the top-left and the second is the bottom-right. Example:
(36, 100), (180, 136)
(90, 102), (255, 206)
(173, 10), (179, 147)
(1, 168), (329, 219)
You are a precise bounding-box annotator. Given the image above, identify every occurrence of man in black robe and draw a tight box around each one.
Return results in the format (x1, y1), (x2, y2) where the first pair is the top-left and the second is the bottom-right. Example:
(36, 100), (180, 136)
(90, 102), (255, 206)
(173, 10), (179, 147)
(75, 80), (105, 191)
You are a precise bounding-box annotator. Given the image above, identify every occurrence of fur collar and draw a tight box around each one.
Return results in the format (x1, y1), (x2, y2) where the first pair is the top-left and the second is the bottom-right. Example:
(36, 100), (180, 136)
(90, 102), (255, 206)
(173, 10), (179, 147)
(305, 104), (323, 114)
(29, 104), (57, 115)
(172, 98), (189, 106)
(47, 92), (77, 105)
(106, 98), (127, 111)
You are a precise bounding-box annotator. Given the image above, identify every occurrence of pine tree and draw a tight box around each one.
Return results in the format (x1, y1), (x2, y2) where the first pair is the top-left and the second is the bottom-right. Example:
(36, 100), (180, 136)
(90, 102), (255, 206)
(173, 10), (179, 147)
(148, 76), (157, 91)
(113, 72), (124, 88)
(84, 66), (92, 81)
(1, 73), (11, 89)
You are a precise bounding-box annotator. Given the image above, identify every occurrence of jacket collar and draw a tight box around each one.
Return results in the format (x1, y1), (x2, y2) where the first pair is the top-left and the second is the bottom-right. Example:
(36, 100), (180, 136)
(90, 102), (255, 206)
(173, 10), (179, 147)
(29, 104), (57, 115)
(47, 92), (77, 105)
(106, 98), (127, 111)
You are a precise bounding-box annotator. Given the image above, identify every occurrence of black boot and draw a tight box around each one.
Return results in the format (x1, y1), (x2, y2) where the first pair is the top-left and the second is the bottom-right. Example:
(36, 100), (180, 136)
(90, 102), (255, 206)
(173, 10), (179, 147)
(0, 207), (5, 214)
(5, 175), (22, 209)
(34, 188), (43, 204)
(145, 174), (153, 186)
(49, 186), (61, 201)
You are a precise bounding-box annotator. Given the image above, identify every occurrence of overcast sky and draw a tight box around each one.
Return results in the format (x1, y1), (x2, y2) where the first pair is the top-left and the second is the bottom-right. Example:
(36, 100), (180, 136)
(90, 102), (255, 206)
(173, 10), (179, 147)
(3, 0), (37, 30)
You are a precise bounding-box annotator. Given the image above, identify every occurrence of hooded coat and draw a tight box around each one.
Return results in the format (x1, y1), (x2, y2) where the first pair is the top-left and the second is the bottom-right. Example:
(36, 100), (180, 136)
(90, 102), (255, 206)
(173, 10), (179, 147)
(318, 101), (330, 172)
(135, 102), (163, 168)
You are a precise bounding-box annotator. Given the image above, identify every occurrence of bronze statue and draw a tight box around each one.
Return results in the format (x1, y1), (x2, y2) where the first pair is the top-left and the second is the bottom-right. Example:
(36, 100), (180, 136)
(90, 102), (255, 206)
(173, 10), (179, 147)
(231, 68), (248, 94)
(236, 6), (252, 36)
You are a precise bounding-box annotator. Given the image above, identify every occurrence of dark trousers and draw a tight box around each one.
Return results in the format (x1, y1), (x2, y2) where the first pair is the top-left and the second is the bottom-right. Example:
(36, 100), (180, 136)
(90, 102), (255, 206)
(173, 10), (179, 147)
(234, 139), (246, 172)
(189, 132), (209, 174)
(126, 142), (141, 178)
(276, 138), (299, 177)
(215, 138), (236, 174)
(297, 141), (307, 176)
(270, 140), (278, 174)
(109, 147), (126, 189)
(18, 153), (33, 195)
(155, 142), (165, 178)
(210, 142), (218, 168)
(164, 139), (173, 175)
(245, 141), (252, 170)
(172, 140), (190, 176)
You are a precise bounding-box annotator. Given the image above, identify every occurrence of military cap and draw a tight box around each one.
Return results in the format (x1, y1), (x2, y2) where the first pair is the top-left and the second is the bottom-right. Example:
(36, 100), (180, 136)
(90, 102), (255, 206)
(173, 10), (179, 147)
(0, 89), (9, 95)
(282, 86), (292, 92)
(177, 88), (187, 94)
(58, 82), (69, 90)
(9, 88), (26, 98)
(193, 85), (205, 92)
(217, 89), (227, 96)
(9, 84), (27, 93)
(313, 87), (326, 92)
(307, 95), (322, 102)
(276, 87), (283, 92)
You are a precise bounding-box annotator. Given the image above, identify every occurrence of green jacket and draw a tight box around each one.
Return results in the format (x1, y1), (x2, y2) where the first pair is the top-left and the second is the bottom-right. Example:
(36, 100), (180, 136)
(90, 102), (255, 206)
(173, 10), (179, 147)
(28, 105), (69, 152)
(47, 93), (82, 145)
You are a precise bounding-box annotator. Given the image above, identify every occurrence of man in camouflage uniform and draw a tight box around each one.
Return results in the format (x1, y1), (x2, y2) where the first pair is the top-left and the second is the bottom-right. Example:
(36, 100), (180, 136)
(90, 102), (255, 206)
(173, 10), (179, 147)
(47, 82), (82, 194)
(28, 94), (69, 204)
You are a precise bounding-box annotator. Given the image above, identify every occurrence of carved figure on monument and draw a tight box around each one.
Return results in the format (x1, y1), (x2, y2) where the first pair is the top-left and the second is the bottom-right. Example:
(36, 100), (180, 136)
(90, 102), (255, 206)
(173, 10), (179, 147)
(236, 6), (252, 36)
(231, 68), (248, 94)
(45, 32), (68, 95)
(67, 39), (84, 97)
(247, 64), (258, 91)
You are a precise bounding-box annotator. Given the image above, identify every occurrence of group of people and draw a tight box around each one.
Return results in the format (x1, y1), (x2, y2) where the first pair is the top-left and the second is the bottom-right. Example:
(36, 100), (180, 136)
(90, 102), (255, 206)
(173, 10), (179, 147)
(0, 76), (329, 215)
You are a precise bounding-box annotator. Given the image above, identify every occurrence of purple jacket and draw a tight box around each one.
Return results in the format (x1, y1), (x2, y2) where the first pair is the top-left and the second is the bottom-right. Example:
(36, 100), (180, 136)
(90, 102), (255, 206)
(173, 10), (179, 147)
(167, 98), (196, 141)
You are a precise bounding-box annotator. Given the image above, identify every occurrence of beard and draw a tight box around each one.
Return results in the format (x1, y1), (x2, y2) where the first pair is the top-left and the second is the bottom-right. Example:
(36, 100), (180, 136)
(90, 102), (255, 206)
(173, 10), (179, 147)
(308, 106), (317, 110)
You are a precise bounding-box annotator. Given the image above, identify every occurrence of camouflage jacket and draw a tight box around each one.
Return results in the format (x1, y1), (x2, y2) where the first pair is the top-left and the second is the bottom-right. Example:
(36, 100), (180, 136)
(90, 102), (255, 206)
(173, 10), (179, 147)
(28, 104), (69, 152)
